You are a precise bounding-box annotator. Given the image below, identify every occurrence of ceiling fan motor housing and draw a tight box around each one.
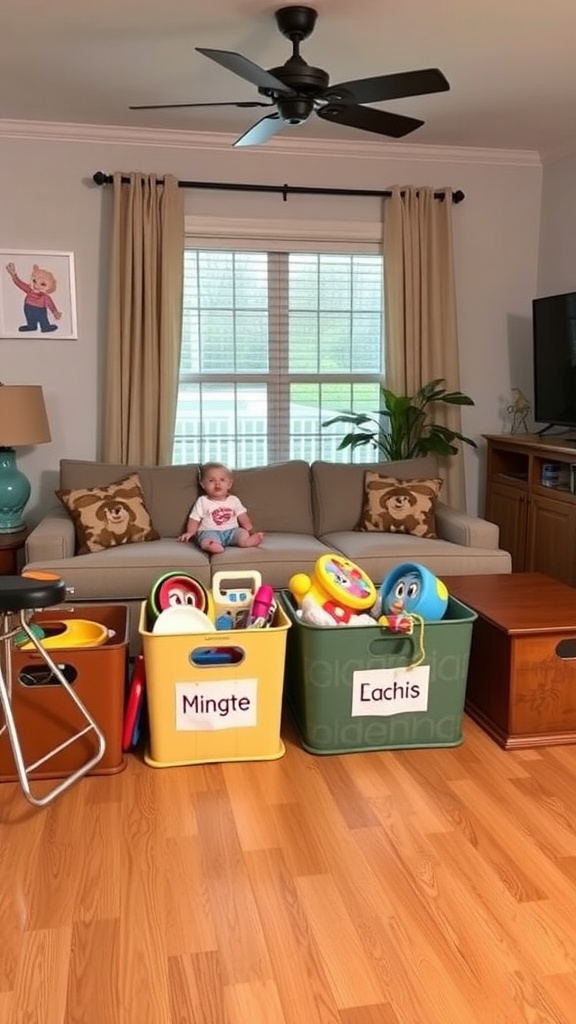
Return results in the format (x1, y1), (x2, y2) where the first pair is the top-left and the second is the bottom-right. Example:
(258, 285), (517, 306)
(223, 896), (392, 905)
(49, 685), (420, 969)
(276, 96), (314, 124)
(262, 61), (329, 99)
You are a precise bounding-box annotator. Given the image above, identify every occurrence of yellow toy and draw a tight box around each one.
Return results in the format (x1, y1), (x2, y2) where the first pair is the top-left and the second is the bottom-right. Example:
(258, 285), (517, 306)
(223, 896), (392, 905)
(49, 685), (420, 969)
(289, 553), (376, 627)
(17, 618), (109, 651)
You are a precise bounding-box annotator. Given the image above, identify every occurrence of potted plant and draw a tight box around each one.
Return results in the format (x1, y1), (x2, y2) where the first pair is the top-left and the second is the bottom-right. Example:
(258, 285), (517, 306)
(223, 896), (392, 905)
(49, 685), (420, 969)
(322, 378), (476, 460)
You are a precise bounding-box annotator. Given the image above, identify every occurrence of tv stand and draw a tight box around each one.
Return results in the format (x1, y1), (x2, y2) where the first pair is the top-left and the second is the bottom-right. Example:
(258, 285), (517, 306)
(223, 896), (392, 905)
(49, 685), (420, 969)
(485, 434), (576, 585)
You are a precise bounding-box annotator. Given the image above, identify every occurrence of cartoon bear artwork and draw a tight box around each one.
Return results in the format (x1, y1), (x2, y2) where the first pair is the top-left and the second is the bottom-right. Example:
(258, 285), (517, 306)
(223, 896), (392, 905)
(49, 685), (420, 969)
(94, 497), (147, 549)
(56, 473), (160, 554)
(358, 474), (444, 539)
(70, 490), (146, 551)
(5, 261), (62, 333)
(372, 484), (425, 535)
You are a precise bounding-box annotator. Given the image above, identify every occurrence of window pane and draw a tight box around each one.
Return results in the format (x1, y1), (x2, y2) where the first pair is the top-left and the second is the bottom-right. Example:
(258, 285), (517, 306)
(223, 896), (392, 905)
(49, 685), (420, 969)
(290, 382), (382, 463)
(173, 383), (268, 467)
(288, 253), (382, 375)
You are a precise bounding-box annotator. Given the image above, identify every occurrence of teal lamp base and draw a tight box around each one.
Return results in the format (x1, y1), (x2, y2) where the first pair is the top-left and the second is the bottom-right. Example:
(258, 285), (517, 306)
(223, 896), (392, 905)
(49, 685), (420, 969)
(0, 447), (31, 533)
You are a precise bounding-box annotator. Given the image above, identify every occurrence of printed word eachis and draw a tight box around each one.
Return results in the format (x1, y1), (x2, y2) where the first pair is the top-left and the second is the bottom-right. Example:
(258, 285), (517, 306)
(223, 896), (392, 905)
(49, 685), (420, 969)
(360, 679), (421, 703)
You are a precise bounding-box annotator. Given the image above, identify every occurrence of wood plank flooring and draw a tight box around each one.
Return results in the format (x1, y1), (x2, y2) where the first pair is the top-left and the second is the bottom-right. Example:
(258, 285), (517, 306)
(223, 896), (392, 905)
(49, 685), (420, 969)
(2, 713), (576, 1023)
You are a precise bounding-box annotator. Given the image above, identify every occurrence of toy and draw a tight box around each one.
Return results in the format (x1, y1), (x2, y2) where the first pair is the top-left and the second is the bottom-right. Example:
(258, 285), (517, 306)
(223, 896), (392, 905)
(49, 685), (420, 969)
(147, 572), (213, 625)
(152, 606), (215, 634)
(289, 553), (376, 627)
(376, 563), (448, 623)
(17, 618), (109, 650)
(212, 569), (262, 629)
(249, 584), (276, 628)
(123, 654), (146, 751)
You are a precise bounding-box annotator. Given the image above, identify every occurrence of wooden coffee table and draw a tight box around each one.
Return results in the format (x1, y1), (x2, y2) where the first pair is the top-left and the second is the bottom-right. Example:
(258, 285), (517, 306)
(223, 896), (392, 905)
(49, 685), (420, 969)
(445, 572), (576, 749)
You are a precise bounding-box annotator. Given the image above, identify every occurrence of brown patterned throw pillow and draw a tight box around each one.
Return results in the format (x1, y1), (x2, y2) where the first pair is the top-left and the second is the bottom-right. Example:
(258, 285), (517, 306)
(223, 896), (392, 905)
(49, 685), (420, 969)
(56, 473), (159, 554)
(356, 473), (444, 539)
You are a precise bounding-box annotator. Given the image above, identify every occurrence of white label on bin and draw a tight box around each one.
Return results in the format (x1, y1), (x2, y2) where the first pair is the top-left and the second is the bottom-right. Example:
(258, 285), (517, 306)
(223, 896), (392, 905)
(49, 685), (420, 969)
(175, 678), (258, 731)
(351, 666), (430, 717)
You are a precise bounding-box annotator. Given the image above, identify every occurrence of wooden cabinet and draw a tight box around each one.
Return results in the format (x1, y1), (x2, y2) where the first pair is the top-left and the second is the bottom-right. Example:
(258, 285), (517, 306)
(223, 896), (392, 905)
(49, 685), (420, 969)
(485, 434), (576, 584)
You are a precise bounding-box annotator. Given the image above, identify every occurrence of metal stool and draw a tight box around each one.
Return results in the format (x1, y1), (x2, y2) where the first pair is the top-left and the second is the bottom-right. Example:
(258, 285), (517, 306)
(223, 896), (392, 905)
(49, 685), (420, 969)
(0, 575), (106, 807)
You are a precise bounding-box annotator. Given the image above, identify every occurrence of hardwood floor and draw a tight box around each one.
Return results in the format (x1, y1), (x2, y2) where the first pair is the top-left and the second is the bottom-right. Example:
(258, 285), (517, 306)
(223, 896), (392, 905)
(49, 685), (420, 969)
(2, 713), (576, 1023)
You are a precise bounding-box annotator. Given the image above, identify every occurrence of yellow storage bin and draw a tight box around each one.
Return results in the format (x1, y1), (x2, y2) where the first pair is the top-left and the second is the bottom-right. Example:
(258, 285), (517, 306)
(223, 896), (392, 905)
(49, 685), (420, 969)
(139, 602), (290, 767)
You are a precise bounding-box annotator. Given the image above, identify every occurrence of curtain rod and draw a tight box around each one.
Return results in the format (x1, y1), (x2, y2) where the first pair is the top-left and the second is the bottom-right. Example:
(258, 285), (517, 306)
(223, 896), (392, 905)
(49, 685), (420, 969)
(92, 171), (464, 204)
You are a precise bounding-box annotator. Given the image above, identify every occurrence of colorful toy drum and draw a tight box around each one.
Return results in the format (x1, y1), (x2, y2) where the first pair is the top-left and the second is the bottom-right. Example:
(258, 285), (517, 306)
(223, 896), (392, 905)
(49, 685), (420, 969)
(147, 572), (212, 624)
(289, 553), (376, 624)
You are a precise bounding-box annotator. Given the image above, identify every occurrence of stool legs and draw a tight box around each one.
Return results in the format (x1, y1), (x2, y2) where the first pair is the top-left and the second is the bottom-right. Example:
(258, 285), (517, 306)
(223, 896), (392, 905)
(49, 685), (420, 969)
(0, 611), (106, 807)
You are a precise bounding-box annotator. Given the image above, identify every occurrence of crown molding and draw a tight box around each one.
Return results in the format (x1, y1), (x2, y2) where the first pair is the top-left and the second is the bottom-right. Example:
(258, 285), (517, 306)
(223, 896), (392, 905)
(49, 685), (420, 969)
(0, 118), (542, 167)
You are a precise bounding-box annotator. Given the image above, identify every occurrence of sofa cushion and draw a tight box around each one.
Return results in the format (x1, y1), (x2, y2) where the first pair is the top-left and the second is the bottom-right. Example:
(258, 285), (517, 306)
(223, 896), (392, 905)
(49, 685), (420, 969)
(311, 456), (440, 535)
(232, 461), (314, 534)
(23, 539), (212, 601)
(323, 530), (513, 583)
(356, 473), (444, 538)
(207, 533), (331, 590)
(56, 473), (160, 554)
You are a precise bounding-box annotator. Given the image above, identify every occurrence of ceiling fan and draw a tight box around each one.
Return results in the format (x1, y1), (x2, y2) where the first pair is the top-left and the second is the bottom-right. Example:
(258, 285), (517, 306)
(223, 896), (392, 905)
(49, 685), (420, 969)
(130, 5), (449, 148)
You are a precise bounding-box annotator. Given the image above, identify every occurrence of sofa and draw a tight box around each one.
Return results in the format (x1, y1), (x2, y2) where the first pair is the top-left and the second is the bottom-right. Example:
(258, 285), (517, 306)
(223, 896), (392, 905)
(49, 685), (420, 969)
(24, 455), (512, 649)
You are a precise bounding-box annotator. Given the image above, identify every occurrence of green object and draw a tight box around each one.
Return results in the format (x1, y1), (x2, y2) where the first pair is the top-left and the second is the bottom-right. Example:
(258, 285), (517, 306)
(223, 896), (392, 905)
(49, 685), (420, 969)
(322, 378), (477, 460)
(281, 591), (476, 754)
(13, 622), (45, 648)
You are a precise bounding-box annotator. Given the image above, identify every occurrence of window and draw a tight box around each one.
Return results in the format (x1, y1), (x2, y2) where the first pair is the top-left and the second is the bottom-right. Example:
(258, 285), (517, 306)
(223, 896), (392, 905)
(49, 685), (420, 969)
(173, 247), (384, 467)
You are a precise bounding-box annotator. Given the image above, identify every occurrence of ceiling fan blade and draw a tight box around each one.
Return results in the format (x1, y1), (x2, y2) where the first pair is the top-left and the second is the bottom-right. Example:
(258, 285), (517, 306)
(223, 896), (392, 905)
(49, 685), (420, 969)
(196, 47), (295, 95)
(130, 101), (273, 111)
(328, 68), (449, 105)
(317, 103), (424, 139)
(233, 113), (285, 148)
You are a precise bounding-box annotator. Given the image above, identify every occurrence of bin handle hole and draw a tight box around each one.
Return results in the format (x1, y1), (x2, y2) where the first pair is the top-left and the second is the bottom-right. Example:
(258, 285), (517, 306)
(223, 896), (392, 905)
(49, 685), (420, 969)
(18, 663), (78, 687)
(189, 646), (245, 668)
(368, 636), (416, 659)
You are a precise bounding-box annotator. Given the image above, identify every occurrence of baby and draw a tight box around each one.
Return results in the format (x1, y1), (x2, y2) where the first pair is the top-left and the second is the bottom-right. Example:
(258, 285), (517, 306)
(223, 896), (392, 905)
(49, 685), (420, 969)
(178, 462), (265, 554)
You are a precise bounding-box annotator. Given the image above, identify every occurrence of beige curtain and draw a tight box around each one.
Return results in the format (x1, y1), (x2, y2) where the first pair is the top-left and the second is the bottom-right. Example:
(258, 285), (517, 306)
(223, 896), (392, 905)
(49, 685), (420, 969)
(102, 171), (185, 464)
(383, 185), (465, 509)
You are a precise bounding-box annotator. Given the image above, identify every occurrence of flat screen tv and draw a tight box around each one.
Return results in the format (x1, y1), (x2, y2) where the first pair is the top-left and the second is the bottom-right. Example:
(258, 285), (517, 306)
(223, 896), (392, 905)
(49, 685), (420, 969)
(533, 290), (576, 430)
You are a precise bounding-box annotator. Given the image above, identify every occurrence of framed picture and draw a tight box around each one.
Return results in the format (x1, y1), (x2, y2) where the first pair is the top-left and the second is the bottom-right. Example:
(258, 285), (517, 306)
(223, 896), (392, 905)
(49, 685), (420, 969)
(0, 250), (78, 339)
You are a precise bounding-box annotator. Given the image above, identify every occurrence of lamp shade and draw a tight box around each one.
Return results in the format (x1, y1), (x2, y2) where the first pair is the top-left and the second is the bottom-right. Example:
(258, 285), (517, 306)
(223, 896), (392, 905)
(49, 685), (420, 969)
(0, 384), (51, 447)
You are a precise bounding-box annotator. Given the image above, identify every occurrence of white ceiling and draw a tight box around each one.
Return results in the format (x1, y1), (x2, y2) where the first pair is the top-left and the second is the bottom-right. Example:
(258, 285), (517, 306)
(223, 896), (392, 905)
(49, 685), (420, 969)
(3, 0), (576, 156)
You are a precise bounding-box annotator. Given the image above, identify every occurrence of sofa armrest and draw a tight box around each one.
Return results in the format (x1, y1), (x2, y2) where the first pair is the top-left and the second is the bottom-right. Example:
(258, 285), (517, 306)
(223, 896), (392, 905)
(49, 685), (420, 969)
(435, 501), (500, 549)
(25, 506), (76, 561)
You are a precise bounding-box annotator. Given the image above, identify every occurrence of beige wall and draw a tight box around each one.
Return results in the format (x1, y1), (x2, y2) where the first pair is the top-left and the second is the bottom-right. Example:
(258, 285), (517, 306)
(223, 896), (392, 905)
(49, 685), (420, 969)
(537, 150), (576, 298)
(0, 124), (542, 522)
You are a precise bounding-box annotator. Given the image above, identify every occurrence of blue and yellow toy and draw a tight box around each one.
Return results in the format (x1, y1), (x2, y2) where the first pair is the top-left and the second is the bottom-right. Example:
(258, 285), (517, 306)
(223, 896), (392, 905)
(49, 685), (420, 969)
(378, 563), (448, 623)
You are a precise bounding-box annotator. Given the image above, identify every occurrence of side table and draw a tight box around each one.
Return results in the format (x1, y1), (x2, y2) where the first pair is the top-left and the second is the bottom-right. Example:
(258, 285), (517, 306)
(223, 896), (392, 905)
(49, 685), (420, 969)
(446, 572), (576, 749)
(0, 528), (28, 575)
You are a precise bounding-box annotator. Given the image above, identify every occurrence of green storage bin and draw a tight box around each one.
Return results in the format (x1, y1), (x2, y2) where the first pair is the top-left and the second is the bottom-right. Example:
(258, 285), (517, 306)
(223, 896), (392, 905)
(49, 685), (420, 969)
(281, 592), (476, 754)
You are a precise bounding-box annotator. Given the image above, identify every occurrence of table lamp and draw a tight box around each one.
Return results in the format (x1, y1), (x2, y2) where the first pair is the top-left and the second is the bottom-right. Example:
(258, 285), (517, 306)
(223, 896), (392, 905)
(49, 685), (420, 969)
(0, 384), (51, 533)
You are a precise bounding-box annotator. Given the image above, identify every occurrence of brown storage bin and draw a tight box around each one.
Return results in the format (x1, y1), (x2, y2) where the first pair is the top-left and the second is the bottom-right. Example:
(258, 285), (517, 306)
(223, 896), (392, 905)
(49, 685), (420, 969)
(0, 604), (129, 781)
